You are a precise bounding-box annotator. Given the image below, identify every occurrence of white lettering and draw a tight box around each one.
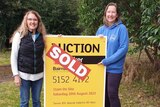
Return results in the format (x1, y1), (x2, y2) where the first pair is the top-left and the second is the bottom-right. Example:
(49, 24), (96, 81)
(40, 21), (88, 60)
(50, 47), (61, 59)
(59, 54), (70, 65)
(68, 59), (76, 72)
(75, 65), (87, 77)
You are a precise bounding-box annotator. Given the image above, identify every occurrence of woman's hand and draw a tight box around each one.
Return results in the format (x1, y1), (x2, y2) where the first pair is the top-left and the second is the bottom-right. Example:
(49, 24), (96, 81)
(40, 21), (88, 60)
(14, 75), (21, 87)
(57, 34), (62, 37)
(98, 34), (104, 38)
(98, 61), (103, 65)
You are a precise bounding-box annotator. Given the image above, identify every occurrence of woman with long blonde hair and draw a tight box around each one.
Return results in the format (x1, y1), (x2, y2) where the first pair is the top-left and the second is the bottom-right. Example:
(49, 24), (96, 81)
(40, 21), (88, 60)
(10, 10), (46, 107)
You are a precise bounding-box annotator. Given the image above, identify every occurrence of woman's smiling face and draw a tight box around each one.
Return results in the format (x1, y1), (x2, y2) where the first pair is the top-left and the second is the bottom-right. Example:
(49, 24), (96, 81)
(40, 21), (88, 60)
(105, 5), (118, 26)
(27, 13), (38, 34)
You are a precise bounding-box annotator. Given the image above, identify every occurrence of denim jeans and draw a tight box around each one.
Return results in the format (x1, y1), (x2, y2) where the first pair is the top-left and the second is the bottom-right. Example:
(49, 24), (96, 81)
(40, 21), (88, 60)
(20, 78), (43, 107)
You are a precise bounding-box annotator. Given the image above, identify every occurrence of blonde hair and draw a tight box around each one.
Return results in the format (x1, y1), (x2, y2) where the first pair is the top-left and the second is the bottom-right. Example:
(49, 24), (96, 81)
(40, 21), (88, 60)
(10, 10), (46, 42)
(103, 2), (121, 26)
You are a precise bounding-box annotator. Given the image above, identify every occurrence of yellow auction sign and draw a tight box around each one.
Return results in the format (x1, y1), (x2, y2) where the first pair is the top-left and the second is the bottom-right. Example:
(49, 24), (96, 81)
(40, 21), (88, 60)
(44, 35), (106, 107)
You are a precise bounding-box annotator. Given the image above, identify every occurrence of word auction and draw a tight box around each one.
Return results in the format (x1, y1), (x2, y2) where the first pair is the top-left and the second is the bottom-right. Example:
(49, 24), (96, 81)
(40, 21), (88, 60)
(54, 43), (100, 53)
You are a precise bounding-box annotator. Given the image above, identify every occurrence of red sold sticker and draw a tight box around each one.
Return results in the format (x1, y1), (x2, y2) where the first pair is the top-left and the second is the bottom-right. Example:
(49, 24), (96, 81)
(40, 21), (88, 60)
(46, 43), (91, 80)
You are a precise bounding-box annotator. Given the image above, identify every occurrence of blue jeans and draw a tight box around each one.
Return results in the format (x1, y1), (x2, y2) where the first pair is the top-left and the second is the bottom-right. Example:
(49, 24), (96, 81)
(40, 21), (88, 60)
(20, 78), (43, 107)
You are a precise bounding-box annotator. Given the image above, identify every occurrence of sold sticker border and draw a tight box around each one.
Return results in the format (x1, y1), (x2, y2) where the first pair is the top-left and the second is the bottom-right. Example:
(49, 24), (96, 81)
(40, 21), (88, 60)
(46, 43), (91, 80)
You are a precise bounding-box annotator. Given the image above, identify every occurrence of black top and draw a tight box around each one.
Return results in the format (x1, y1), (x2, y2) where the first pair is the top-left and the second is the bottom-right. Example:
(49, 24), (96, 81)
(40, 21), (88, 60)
(18, 31), (44, 74)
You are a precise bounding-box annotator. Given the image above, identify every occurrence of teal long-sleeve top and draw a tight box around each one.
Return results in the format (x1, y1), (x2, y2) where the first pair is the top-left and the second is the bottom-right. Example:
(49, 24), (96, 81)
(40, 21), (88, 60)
(96, 20), (129, 73)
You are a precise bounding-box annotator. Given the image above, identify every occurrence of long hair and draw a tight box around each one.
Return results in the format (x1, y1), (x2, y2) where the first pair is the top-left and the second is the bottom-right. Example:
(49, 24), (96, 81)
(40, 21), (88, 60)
(103, 2), (121, 26)
(10, 10), (46, 43)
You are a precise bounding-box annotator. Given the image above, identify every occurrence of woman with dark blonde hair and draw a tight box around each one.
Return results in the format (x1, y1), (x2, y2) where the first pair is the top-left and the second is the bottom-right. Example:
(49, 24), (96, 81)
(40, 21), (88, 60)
(96, 2), (129, 107)
(10, 10), (46, 107)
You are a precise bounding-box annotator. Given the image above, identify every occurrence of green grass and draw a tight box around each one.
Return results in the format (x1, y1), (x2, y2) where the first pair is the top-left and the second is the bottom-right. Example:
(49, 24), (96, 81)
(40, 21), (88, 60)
(0, 81), (159, 107)
(120, 81), (160, 107)
(0, 82), (20, 107)
(0, 51), (10, 65)
(0, 81), (44, 107)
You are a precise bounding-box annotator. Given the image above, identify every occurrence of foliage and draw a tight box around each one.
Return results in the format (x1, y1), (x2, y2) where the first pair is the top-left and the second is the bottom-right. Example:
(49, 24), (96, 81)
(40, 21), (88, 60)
(77, 0), (136, 35)
(0, 0), (80, 51)
(138, 0), (160, 68)
(77, 0), (160, 70)
(1, 0), (160, 69)
(119, 0), (160, 70)
(77, 0), (106, 35)
(21, 0), (80, 35)
(0, 0), (23, 50)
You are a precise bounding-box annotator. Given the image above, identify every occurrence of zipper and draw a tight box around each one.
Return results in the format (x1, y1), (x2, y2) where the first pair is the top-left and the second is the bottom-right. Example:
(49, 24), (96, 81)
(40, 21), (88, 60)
(33, 32), (40, 74)
(33, 42), (36, 74)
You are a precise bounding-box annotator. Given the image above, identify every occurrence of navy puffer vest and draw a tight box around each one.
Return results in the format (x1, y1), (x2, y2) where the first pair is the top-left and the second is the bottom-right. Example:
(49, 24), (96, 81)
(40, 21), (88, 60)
(18, 31), (44, 74)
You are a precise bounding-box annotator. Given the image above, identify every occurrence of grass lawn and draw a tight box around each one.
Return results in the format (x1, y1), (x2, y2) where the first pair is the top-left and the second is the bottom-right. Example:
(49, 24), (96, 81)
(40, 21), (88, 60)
(0, 80), (159, 107)
(0, 51), (10, 66)
(0, 81), (44, 107)
(120, 81), (160, 107)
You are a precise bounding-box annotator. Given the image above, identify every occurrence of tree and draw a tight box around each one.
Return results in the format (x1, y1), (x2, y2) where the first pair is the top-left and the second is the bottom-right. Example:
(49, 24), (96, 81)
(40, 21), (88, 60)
(0, 0), (81, 51)
(0, 0), (23, 50)
(138, 0), (160, 70)
(77, 0), (160, 70)
(77, 0), (123, 35)
(21, 0), (80, 35)
(77, 0), (106, 35)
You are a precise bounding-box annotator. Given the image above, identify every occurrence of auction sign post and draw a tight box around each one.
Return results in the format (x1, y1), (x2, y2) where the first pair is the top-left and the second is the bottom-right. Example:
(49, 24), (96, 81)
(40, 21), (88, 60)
(44, 35), (106, 107)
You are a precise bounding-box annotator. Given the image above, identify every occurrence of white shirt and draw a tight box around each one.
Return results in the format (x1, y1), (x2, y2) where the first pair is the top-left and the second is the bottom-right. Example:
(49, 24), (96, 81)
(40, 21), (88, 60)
(10, 32), (43, 81)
